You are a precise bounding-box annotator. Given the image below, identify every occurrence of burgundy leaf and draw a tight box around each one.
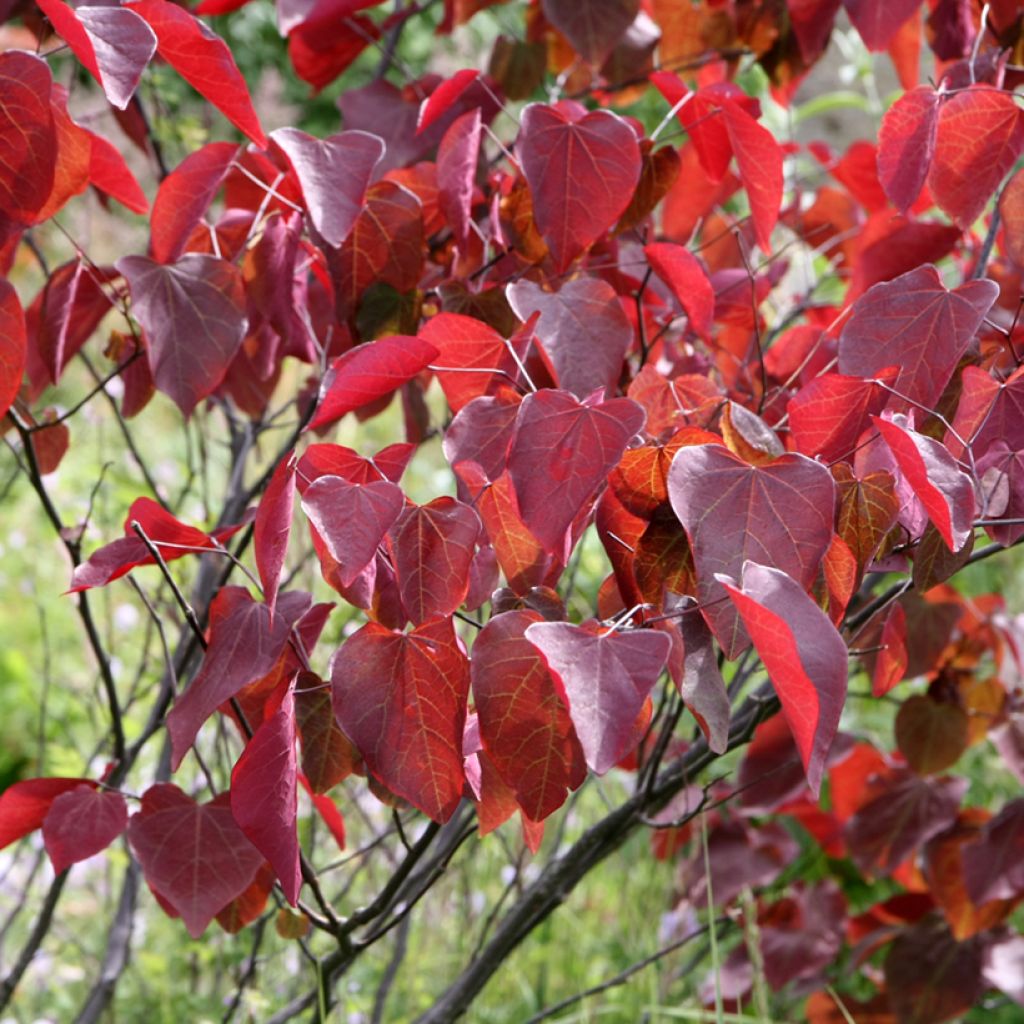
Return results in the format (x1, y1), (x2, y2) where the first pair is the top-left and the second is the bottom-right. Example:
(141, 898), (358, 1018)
(843, 0), (922, 49)
(301, 475), (404, 587)
(541, 0), (639, 66)
(117, 253), (248, 417)
(0, 278), (26, 419)
(507, 389), (646, 553)
(718, 562), (848, 795)
(962, 798), (1024, 904)
(507, 278), (633, 399)
(838, 265), (997, 410)
(128, 0), (266, 146)
(437, 108), (481, 245)
(230, 685), (301, 905)
(309, 335), (438, 431)
(0, 777), (96, 851)
(331, 617), (470, 822)
(443, 390), (522, 483)
(127, 783), (263, 938)
(472, 610), (586, 820)
(270, 128), (384, 246)
(35, 0), (156, 110)
(676, 600), (730, 754)
(42, 785), (128, 874)
(873, 415), (975, 551)
(525, 620), (671, 774)
(254, 456), (296, 615)
(667, 444), (836, 659)
(149, 142), (239, 265)
(877, 85), (940, 213)
(516, 103), (641, 271)
(387, 497), (481, 623)
(166, 587), (293, 769)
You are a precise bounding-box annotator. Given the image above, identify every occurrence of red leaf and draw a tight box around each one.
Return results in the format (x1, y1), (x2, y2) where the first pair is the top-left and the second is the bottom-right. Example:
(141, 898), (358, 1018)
(417, 68), (480, 134)
(843, 0), (922, 49)
(873, 415), (975, 551)
(644, 242), (714, 340)
(507, 390), (646, 553)
(421, 313), (524, 413)
(149, 142), (238, 265)
(309, 334), (439, 431)
(787, 368), (896, 463)
(718, 562), (848, 795)
(0, 777), (96, 851)
(230, 686), (301, 905)
(516, 103), (641, 272)
(437, 108), (481, 245)
(507, 278), (632, 399)
(270, 128), (384, 247)
(35, 0), (156, 110)
(471, 610), (586, 820)
(877, 85), (940, 214)
(86, 130), (149, 214)
(525, 620), (671, 774)
(667, 444), (836, 659)
(254, 456), (296, 615)
(0, 279), (26, 419)
(721, 101), (783, 253)
(295, 676), (360, 793)
(166, 587), (293, 769)
(0, 52), (56, 224)
(388, 497), (481, 624)
(301, 475), (404, 586)
(929, 85), (1024, 228)
(1000, 167), (1024, 267)
(41, 785), (128, 874)
(69, 496), (228, 592)
(127, 784), (263, 938)
(117, 253), (248, 417)
(542, 0), (638, 65)
(872, 602), (908, 696)
(128, 0), (266, 146)
(838, 264), (997, 410)
(331, 617), (470, 822)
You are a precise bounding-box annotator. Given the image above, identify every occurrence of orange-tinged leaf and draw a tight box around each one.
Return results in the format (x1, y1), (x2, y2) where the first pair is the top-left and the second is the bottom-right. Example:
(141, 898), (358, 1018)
(833, 464), (900, 574)
(295, 673), (360, 792)
(0, 52), (56, 223)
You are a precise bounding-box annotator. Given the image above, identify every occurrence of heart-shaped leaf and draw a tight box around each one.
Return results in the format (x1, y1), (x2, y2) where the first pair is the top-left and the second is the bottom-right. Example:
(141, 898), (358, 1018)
(42, 785), (128, 874)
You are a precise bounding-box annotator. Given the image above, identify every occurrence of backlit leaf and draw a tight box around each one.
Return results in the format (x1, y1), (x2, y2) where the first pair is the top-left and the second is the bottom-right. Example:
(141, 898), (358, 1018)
(0, 279), (26, 419)
(877, 85), (940, 214)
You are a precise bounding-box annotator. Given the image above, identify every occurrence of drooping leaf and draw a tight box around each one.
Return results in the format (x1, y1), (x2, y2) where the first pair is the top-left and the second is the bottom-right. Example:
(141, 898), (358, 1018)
(929, 85), (1024, 228)
(436, 109), (481, 245)
(128, 0), (266, 146)
(516, 103), (641, 271)
(230, 685), (301, 905)
(877, 85), (940, 213)
(308, 335), (438, 431)
(35, 0), (156, 110)
(41, 784), (128, 874)
(149, 142), (239, 265)
(507, 389), (646, 553)
(387, 497), (481, 624)
(962, 798), (1024, 904)
(0, 52), (56, 224)
(0, 777), (97, 851)
(525, 620), (671, 774)
(644, 242), (714, 340)
(295, 674), (360, 793)
(301, 475), (405, 587)
(166, 587), (293, 769)
(86, 130), (149, 214)
(127, 784), (263, 938)
(843, 0), (922, 49)
(872, 602), (908, 697)
(507, 278), (633, 399)
(895, 694), (969, 775)
(541, 0), (639, 65)
(254, 456), (296, 615)
(676, 601), (730, 754)
(838, 265), (997, 410)
(668, 444), (836, 659)
(0, 279), (26, 419)
(117, 253), (248, 417)
(720, 101), (783, 253)
(331, 617), (470, 822)
(471, 610), (586, 820)
(832, 464), (900, 575)
(271, 128), (384, 247)
(873, 415), (975, 552)
(718, 562), (848, 795)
